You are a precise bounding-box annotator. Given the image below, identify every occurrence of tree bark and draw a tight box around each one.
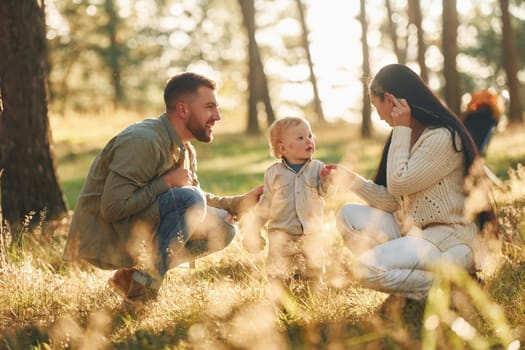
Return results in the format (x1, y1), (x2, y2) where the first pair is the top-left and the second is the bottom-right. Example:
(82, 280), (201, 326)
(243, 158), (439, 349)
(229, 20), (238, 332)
(500, 0), (523, 126)
(408, 0), (428, 83)
(238, 0), (275, 134)
(385, 0), (406, 64)
(0, 1), (67, 227)
(442, 0), (461, 116)
(104, 0), (124, 108)
(238, 0), (259, 134)
(256, 58), (276, 127)
(359, 0), (372, 138)
(295, 0), (325, 123)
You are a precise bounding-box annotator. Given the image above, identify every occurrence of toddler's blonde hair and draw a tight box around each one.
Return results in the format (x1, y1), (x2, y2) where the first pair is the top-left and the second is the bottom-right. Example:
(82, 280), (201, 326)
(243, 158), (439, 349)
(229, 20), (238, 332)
(267, 116), (311, 159)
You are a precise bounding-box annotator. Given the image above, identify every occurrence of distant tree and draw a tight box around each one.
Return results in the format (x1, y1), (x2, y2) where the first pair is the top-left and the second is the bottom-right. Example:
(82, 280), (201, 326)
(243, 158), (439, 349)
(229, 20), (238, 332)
(442, 0), (461, 115)
(102, 0), (125, 107)
(48, 0), (171, 113)
(408, 0), (428, 82)
(238, 0), (275, 134)
(0, 1), (67, 227)
(359, 0), (372, 138)
(295, 0), (325, 124)
(384, 0), (407, 64)
(500, 0), (523, 125)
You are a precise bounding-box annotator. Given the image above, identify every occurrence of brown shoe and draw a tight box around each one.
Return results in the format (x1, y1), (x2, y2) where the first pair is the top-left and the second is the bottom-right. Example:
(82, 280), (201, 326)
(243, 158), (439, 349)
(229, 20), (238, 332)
(109, 268), (160, 302)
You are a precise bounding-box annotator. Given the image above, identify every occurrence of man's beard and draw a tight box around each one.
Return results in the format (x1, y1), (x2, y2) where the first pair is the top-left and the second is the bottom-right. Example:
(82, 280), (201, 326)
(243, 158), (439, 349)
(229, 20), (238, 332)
(187, 113), (212, 143)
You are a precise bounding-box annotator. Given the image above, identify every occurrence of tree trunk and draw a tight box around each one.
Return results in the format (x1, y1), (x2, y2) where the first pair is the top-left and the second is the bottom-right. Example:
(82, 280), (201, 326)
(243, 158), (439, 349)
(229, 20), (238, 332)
(256, 57), (276, 127)
(238, 0), (259, 134)
(0, 169), (4, 236)
(500, 0), (523, 126)
(295, 0), (325, 123)
(385, 0), (406, 64)
(359, 0), (372, 138)
(0, 1), (67, 227)
(441, 0), (461, 116)
(239, 0), (275, 134)
(104, 0), (124, 108)
(408, 0), (428, 82)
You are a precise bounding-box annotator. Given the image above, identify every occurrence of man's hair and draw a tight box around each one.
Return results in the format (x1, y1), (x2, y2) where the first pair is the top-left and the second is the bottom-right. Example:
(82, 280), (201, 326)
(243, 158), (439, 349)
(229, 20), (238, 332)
(268, 116), (310, 159)
(164, 72), (216, 110)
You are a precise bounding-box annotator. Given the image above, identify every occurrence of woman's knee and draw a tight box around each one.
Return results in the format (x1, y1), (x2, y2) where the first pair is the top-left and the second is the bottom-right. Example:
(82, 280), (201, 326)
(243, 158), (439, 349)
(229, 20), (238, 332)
(442, 244), (474, 271)
(336, 203), (362, 234)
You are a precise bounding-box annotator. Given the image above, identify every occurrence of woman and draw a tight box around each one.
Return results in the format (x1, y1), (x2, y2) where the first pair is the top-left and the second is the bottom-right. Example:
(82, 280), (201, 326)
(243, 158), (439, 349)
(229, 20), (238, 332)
(330, 64), (495, 301)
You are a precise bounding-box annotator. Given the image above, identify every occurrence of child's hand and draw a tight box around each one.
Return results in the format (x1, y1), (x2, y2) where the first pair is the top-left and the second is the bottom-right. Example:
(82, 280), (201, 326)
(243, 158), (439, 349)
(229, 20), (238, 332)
(242, 233), (266, 253)
(320, 164), (338, 179)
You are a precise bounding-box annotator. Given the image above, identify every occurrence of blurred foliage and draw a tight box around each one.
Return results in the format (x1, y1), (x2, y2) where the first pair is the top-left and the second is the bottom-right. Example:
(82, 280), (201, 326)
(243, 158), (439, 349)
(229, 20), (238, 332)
(45, 0), (525, 125)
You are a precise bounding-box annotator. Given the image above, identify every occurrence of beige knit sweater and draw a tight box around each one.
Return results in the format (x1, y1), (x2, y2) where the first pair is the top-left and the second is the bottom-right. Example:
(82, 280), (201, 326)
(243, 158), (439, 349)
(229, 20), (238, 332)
(343, 126), (478, 252)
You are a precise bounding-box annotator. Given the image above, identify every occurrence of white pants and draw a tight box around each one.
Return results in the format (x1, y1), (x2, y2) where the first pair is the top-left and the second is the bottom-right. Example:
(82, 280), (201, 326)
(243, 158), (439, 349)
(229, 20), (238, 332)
(336, 203), (473, 300)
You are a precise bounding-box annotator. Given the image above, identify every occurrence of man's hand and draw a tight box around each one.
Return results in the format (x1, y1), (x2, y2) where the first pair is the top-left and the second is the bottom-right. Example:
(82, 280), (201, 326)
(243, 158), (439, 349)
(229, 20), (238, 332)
(238, 185), (264, 213)
(162, 168), (193, 188)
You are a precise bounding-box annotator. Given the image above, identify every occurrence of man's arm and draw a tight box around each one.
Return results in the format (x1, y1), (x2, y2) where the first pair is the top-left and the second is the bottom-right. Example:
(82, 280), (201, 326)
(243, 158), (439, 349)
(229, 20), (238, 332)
(100, 137), (169, 222)
(205, 185), (263, 218)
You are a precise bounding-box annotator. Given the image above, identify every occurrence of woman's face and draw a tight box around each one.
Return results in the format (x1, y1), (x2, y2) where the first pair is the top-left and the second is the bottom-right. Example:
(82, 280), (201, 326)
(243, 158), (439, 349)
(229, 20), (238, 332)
(371, 93), (394, 126)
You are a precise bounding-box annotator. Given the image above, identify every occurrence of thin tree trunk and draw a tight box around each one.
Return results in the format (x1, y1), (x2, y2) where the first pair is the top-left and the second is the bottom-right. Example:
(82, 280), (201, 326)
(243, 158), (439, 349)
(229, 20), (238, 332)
(239, 0), (260, 134)
(256, 57), (276, 127)
(0, 169), (4, 237)
(0, 1), (67, 227)
(385, 0), (406, 64)
(500, 0), (523, 126)
(442, 0), (461, 116)
(239, 0), (275, 133)
(359, 0), (372, 138)
(408, 0), (428, 82)
(295, 0), (325, 123)
(104, 0), (124, 107)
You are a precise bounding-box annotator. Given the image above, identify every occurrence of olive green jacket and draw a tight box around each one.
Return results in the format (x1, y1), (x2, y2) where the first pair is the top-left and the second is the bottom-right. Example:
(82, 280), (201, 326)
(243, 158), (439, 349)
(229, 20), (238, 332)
(63, 114), (242, 269)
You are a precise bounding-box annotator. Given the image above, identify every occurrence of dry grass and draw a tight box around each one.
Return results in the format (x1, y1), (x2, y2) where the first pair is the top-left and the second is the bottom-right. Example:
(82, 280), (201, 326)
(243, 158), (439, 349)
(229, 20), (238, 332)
(1, 117), (524, 349)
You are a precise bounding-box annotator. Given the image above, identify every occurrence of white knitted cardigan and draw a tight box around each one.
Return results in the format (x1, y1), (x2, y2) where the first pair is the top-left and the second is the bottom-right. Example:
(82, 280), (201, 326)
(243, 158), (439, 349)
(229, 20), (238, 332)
(343, 126), (478, 252)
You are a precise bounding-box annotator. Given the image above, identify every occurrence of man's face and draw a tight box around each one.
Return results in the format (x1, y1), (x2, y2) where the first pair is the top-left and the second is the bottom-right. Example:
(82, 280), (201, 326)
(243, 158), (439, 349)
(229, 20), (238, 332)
(186, 86), (221, 143)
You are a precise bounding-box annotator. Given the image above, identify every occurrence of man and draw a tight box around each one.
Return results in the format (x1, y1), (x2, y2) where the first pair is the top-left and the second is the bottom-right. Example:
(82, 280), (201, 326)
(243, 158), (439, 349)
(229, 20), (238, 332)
(64, 72), (263, 304)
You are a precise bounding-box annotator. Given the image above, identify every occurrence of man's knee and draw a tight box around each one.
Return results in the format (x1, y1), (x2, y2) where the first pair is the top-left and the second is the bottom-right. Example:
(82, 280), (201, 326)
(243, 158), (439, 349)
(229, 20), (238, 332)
(179, 187), (207, 222)
(198, 208), (237, 251)
(162, 186), (206, 210)
(182, 187), (206, 210)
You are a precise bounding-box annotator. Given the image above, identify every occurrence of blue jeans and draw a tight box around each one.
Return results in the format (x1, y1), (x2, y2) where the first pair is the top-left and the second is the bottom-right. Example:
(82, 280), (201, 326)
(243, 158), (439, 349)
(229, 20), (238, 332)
(156, 186), (237, 276)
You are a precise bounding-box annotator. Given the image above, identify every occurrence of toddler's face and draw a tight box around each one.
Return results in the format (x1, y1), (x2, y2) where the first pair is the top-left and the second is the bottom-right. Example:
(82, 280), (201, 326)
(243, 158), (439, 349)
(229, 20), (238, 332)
(280, 122), (315, 164)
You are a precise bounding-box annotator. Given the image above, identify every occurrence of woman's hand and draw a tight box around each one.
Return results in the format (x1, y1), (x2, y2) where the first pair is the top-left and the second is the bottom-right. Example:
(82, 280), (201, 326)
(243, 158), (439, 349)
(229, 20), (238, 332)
(386, 93), (411, 127)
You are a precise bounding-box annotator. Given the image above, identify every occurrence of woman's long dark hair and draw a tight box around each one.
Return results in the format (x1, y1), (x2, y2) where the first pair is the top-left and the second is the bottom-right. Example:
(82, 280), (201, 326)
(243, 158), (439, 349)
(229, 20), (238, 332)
(369, 64), (479, 186)
(369, 64), (496, 232)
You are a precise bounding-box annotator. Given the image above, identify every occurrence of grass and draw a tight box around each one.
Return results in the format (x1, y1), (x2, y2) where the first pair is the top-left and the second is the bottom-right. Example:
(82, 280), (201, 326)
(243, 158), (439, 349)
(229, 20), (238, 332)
(1, 112), (524, 349)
